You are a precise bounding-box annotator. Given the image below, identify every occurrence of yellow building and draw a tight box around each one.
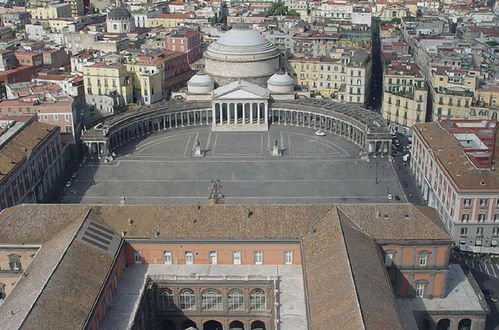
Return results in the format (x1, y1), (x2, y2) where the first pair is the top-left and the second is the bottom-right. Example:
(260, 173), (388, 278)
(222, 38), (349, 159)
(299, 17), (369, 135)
(27, 3), (72, 20)
(382, 64), (428, 134)
(83, 62), (133, 112)
(288, 50), (371, 105)
(125, 58), (164, 105)
(147, 12), (193, 28)
(430, 68), (482, 120)
(470, 86), (499, 120)
(44, 18), (74, 32)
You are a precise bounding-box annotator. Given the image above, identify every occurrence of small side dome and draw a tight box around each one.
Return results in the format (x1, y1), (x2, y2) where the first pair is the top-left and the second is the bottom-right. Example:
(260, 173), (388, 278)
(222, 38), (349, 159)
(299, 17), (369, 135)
(267, 71), (294, 93)
(107, 6), (132, 20)
(188, 72), (214, 94)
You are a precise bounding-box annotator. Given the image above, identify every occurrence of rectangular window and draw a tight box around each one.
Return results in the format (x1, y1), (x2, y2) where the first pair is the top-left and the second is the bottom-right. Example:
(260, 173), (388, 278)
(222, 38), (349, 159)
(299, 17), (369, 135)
(493, 227), (499, 236)
(284, 251), (293, 265)
(464, 199), (471, 207)
(461, 214), (470, 222)
(476, 227), (484, 236)
(460, 227), (468, 236)
(163, 251), (172, 264)
(185, 251), (193, 265)
(419, 254), (428, 267)
(254, 251), (263, 265)
(478, 214), (486, 222)
(233, 251), (241, 265)
(209, 251), (217, 265)
(133, 250), (142, 264)
(415, 282), (425, 297)
(480, 199), (488, 207)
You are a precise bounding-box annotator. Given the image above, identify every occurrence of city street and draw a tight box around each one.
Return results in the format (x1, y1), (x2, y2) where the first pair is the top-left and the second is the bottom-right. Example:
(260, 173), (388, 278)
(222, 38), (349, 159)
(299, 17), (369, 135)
(391, 133), (425, 205)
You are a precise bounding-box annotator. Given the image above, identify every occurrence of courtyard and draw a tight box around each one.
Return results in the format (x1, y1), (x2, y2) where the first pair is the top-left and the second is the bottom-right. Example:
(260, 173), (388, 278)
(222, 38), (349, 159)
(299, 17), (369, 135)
(61, 126), (404, 204)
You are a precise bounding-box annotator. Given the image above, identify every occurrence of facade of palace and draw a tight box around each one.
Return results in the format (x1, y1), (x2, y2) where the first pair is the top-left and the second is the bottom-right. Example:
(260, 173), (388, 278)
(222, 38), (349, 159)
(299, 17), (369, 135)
(0, 204), (489, 330)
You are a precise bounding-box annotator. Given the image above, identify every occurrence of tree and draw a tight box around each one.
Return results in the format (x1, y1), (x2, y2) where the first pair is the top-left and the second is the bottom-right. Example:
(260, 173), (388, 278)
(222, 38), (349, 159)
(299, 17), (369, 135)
(266, 1), (299, 17)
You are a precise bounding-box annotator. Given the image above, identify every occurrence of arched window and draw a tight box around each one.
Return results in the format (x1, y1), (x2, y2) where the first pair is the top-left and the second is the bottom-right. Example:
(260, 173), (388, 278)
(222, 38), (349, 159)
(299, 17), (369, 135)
(250, 289), (266, 311)
(179, 289), (196, 310)
(458, 319), (472, 330)
(228, 289), (244, 311)
(202, 289), (223, 311)
(158, 288), (175, 310)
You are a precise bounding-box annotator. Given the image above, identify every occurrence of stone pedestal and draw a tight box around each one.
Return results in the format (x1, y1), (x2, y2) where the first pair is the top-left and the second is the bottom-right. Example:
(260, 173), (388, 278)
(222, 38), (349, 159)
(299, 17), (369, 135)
(270, 144), (282, 157)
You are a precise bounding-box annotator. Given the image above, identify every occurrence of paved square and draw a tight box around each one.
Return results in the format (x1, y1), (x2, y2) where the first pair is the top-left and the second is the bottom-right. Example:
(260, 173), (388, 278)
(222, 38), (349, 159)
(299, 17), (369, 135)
(61, 126), (405, 205)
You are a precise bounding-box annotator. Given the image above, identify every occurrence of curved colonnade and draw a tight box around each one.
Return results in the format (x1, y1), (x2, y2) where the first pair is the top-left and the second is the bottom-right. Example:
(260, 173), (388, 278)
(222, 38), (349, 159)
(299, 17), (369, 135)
(82, 99), (392, 159)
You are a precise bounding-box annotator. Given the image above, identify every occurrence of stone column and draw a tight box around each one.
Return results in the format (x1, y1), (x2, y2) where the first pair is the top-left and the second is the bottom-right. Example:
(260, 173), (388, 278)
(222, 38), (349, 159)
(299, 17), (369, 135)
(258, 103), (261, 124)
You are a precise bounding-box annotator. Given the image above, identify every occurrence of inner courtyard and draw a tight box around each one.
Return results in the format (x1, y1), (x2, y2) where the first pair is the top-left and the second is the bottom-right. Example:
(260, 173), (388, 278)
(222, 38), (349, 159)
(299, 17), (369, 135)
(63, 126), (404, 204)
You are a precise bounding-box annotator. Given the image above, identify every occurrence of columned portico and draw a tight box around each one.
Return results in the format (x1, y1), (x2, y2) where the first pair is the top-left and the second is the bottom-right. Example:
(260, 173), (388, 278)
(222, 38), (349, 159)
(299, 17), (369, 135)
(211, 80), (269, 132)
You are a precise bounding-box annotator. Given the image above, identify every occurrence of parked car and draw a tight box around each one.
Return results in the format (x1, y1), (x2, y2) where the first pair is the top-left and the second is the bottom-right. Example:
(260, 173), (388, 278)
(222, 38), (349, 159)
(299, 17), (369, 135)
(315, 131), (326, 136)
(395, 195), (401, 201)
(387, 194), (393, 200)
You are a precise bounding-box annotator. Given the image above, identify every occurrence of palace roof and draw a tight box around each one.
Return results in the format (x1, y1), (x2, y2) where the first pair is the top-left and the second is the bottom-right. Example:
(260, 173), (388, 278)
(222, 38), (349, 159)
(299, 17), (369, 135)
(0, 203), (451, 329)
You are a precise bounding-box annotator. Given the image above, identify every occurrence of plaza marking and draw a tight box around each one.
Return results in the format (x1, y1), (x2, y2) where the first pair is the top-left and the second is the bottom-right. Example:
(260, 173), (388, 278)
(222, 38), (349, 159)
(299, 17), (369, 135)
(183, 135), (192, 155)
(212, 134), (218, 155)
(267, 131), (270, 153)
(206, 131), (212, 152)
(134, 133), (194, 154)
(260, 133), (264, 155)
(280, 130), (284, 149)
(192, 132), (200, 152)
(115, 158), (364, 163)
(286, 131), (349, 156)
(287, 134), (340, 156)
(75, 178), (399, 183)
(69, 195), (394, 199)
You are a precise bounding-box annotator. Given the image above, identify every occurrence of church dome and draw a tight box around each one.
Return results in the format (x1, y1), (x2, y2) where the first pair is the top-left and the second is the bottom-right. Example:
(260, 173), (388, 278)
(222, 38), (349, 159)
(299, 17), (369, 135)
(206, 23), (278, 56)
(267, 71), (294, 94)
(188, 72), (214, 94)
(204, 23), (280, 87)
(107, 6), (132, 20)
(267, 72), (294, 86)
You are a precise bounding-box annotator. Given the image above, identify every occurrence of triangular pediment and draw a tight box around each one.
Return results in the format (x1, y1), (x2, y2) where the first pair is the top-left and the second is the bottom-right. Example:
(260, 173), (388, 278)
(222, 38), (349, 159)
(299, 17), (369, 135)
(213, 80), (269, 100)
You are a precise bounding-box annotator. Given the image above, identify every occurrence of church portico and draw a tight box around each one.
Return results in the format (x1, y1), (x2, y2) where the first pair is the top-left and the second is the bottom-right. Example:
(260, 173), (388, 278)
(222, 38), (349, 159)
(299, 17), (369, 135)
(211, 80), (269, 132)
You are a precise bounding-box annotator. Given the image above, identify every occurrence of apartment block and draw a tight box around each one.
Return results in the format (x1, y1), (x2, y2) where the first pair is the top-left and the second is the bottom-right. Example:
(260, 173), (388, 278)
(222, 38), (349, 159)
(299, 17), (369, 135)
(411, 120), (499, 253)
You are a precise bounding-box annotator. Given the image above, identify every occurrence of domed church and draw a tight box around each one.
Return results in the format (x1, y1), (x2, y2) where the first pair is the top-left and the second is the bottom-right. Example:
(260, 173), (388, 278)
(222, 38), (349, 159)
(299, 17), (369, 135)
(106, 5), (135, 33)
(184, 24), (297, 132)
(204, 23), (281, 87)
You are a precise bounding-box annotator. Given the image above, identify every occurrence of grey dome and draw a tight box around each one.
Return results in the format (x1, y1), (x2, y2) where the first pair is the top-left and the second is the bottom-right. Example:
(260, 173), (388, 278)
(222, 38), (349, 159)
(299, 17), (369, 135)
(188, 72), (214, 86)
(207, 24), (278, 56)
(268, 72), (294, 86)
(108, 6), (132, 20)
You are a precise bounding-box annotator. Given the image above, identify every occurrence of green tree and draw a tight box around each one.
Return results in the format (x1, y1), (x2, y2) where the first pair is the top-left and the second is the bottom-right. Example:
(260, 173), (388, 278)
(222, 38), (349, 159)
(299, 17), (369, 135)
(266, 1), (299, 17)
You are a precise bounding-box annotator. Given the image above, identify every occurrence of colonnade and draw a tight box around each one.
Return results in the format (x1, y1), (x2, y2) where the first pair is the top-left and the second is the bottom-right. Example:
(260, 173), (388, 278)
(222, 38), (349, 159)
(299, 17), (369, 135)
(212, 101), (268, 127)
(82, 106), (390, 158)
(271, 108), (390, 156)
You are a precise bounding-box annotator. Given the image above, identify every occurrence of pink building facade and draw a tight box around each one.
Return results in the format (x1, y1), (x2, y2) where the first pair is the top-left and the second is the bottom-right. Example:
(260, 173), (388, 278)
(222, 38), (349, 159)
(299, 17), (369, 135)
(411, 120), (499, 253)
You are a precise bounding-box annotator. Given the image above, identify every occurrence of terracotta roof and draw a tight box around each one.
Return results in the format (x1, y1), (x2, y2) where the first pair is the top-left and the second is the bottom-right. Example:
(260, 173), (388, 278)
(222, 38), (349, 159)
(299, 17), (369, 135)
(0, 203), (451, 329)
(414, 121), (499, 192)
(0, 121), (58, 181)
